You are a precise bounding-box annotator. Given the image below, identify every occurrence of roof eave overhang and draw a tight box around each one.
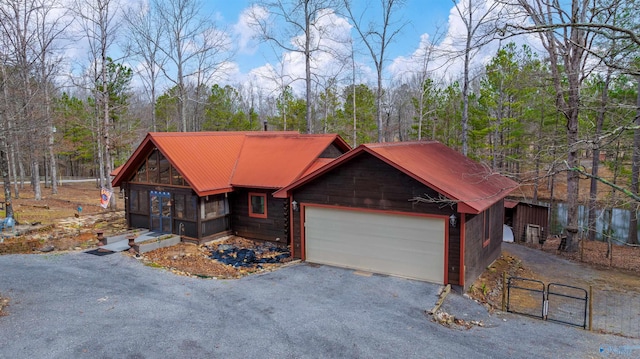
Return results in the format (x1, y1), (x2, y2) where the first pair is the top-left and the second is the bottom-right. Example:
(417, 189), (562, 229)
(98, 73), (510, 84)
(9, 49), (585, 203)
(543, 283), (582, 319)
(197, 187), (234, 197)
(274, 144), (519, 212)
(112, 134), (155, 187)
(457, 185), (518, 214)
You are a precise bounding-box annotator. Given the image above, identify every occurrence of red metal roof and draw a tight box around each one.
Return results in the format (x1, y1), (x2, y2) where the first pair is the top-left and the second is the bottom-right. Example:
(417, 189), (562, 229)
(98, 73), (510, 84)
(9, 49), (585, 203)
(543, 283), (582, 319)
(301, 158), (334, 178)
(274, 141), (519, 214)
(504, 200), (519, 209)
(111, 132), (349, 196)
(110, 164), (123, 177)
(231, 134), (348, 188)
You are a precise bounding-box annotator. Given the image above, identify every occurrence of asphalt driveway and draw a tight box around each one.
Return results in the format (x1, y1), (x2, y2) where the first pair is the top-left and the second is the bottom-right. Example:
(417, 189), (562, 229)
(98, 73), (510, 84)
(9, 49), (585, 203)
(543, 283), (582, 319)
(1, 252), (639, 358)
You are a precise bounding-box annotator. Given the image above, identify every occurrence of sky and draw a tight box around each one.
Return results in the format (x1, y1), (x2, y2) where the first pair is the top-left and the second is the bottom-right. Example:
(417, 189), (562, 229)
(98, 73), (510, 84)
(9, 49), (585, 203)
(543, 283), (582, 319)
(60, 0), (538, 97)
(208, 0), (452, 75)
(192, 0), (540, 96)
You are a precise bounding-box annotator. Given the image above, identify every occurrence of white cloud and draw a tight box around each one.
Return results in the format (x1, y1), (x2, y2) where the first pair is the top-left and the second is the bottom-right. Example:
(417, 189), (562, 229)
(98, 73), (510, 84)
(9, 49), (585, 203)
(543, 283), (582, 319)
(387, 0), (543, 85)
(233, 5), (266, 55)
(234, 8), (360, 97)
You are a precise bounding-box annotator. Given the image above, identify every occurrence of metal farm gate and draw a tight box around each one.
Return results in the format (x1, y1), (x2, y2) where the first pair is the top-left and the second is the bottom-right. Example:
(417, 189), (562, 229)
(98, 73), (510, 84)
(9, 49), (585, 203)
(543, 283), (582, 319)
(506, 277), (589, 329)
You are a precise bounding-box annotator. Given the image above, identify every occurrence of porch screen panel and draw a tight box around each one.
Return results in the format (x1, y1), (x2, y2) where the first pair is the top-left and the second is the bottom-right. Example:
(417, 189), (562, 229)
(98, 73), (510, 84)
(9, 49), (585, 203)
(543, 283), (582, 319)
(130, 190), (139, 212)
(174, 194), (185, 219)
(147, 151), (159, 183)
(140, 190), (149, 214)
(159, 153), (170, 184)
(185, 195), (197, 220)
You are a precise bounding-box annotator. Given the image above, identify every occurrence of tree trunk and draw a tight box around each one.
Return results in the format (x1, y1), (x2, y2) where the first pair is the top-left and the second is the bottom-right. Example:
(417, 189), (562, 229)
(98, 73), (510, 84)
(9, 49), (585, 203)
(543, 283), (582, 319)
(376, 69), (383, 143)
(304, 1), (313, 134)
(588, 72), (611, 241)
(629, 76), (640, 245)
(32, 160), (41, 200)
(102, 57), (115, 209)
(45, 82), (58, 194)
(565, 99), (581, 251)
(0, 107), (12, 217)
(461, 25), (471, 156)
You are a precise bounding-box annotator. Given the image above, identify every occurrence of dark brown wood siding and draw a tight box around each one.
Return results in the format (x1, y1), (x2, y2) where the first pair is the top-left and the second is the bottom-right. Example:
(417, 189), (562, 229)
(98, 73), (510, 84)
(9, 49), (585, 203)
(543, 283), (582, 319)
(319, 143), (347, 158)
(508, 203), (549, 243)
(463, 200), (504, 290)
(230, 188), (287, 243)
(289, 153), (461, 285)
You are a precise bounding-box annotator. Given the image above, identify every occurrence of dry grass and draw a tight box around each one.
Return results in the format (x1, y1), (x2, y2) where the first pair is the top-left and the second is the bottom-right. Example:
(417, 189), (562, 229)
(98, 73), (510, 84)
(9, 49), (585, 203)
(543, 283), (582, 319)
(4, 181), (124, 225)
(539, 237), (640, 273)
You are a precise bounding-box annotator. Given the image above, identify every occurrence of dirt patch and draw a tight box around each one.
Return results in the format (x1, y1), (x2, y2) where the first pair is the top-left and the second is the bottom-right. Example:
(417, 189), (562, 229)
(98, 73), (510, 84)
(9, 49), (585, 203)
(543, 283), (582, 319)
(539, 237), (640, 274)
(6, 181), (124, 226)
(137, 237), (293, 279)
(470, 240), (640, 309)
(467, 252), (539, 310)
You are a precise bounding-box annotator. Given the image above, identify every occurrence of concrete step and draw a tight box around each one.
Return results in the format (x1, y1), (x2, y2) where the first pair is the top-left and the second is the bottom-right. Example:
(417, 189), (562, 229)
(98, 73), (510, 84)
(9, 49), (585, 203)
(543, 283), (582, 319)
(100, 231), (180, 253)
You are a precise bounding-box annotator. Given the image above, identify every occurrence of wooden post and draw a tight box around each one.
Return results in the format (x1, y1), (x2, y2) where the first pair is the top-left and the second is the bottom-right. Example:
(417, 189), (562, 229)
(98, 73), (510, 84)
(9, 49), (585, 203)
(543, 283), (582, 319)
(96, 231), (105, 246)
(502, 271), (507, 312)
(589, 285), (593, 331)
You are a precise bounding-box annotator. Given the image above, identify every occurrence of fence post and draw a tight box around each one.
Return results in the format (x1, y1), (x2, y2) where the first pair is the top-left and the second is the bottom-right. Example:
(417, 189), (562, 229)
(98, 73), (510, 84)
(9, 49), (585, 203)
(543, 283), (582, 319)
(589, 285), (593, 331)
(502, 271), (507, 312)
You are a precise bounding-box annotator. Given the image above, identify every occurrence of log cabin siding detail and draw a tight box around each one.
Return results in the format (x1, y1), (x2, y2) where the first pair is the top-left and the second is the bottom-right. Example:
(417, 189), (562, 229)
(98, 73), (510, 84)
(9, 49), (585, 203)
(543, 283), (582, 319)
(231, 188), (287, 243)
(463, 201), (504, 289)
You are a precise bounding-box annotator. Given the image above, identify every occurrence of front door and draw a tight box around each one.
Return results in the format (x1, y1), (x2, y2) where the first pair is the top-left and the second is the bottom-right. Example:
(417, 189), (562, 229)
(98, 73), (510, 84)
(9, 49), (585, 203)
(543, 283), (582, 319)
(150, 191), (172, 233)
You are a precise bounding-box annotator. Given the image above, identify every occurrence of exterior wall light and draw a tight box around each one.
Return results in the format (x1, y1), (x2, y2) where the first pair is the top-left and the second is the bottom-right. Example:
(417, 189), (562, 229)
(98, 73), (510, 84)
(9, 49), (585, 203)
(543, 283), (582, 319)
(449, 214), (457, 228)
(292, 200), (299, 211)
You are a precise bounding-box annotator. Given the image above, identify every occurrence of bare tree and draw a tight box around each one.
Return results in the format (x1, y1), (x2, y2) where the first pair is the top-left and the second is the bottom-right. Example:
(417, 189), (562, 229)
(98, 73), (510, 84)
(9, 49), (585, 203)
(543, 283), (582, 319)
(0, 0), (68, 200)
(451, 0), (502, 155)
(155, 0), (231, 132)
(506, 0), (597, 251)
(123, 1), (167, 132)
(0, 60), (14, 216)
(251, 0), (345, 134)
(73, 0), (122, 208)
(34, 0), (71, 195)
(343, 0), (406, 142)
(410, 27), (446, 141)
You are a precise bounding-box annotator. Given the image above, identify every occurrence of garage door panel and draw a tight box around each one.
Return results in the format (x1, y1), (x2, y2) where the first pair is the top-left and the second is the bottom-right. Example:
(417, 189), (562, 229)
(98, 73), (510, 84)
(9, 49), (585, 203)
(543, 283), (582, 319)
(305, 206), (445, 283)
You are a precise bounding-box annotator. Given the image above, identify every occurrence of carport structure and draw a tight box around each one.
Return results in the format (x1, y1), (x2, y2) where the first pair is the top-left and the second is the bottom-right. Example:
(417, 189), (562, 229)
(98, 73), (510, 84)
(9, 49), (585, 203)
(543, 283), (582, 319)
(275, 141), (518, 289)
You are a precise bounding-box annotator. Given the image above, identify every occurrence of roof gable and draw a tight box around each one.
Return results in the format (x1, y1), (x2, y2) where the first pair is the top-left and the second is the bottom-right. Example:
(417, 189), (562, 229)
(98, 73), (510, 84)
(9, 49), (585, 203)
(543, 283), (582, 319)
(112, 131), (349, 196)
(274, 141), (518, 214)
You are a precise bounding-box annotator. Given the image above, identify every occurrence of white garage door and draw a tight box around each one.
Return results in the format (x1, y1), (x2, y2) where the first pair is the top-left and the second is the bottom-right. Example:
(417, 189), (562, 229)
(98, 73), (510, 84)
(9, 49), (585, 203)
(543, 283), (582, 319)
(305, 206), (445, 283)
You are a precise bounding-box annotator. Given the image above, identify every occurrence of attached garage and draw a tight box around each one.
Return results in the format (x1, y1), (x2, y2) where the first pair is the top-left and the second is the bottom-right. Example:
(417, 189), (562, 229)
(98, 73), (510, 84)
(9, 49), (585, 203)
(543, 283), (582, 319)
(274, 141), (518, 289)
(304, 206), (446, 283)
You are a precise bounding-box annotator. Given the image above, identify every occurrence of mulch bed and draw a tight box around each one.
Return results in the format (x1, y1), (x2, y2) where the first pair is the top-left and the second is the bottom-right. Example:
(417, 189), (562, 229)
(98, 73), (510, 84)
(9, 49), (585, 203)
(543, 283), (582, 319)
(139, 236), (293, 279)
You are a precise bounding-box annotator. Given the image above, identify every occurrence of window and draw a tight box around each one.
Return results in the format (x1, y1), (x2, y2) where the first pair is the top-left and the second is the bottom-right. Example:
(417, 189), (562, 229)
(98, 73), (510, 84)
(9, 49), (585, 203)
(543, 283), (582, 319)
(483, 210), (491, 248)
(158, 153), (170, 184)
(202, 195), (229, 219)
(171, 166), (185, 186)
(248, 193), (267, 218)
(135, 163), (147, 182)
(147, 151), (159, 183)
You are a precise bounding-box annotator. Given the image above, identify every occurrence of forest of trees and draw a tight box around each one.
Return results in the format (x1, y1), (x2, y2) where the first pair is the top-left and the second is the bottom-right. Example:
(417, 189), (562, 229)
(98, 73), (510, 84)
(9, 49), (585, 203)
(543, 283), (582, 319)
(0, 0), (638, 249)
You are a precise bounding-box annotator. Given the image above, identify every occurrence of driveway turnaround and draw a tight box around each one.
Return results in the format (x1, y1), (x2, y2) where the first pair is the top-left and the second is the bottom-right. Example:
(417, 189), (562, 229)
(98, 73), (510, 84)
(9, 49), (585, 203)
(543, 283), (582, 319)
(1, 252), (639, 358)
